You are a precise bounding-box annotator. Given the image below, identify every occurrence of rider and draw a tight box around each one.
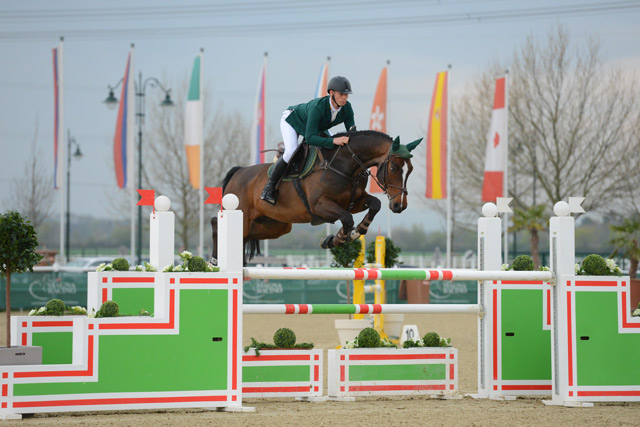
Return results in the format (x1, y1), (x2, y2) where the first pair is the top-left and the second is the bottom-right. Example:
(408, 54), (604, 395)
(260, 76), (356, 205)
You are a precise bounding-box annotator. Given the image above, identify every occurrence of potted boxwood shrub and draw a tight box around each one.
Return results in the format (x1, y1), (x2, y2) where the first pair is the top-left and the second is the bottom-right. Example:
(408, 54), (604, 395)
(0, 211), (43, 364)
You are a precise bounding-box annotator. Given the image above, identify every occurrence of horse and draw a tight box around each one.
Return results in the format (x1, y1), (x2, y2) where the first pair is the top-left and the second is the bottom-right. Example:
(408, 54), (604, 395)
(210, 130), (421, 264)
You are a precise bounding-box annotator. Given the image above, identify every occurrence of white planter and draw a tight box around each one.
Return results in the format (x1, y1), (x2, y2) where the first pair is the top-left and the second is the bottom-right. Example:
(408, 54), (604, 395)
(383, 313), (405, 339)
(328, 347), (458, 398)
(335, 318), (373, 346)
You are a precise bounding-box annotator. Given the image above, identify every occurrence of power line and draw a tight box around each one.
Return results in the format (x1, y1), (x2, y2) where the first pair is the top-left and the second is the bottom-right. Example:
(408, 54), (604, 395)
(1, 1), (638, 41)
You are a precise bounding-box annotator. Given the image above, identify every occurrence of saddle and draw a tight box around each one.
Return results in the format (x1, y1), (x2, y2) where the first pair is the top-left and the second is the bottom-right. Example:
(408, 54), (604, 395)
(267, 143), (318, 181)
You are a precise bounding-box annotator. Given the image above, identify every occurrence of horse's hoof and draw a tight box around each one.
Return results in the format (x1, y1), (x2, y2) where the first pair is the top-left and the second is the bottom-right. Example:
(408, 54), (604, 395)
(320, 235), (335, 249)
(209, 257), (218, 266)
(348, 229), (361, 241)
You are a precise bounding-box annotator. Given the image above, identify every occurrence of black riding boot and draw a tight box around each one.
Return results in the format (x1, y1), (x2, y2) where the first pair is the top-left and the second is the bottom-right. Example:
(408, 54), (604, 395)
(260, 158), (288, 205)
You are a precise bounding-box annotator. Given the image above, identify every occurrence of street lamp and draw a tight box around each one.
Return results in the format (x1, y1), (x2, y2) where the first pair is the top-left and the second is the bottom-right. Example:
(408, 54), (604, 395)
(104, 73), (174, 265)
(66, 130), (83, 262)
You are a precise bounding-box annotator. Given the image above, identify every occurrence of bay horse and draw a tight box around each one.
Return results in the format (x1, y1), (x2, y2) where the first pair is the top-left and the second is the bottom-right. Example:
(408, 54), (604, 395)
(211, 130), (421, 264)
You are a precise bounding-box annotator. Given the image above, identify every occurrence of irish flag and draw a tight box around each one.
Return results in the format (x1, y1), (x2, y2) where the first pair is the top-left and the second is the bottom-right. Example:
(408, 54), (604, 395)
(185, 51), (203, 188)
(369, 65), (387, 193)
(482, 76), (507, 202)
(426, 71), (448, 199)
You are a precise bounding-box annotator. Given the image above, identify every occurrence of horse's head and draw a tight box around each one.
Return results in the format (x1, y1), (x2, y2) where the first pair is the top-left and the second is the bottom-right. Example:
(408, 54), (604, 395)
(377, 136), (422, 213)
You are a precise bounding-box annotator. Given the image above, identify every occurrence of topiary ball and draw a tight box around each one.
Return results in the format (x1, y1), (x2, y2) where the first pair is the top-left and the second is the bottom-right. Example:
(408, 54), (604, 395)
(357, 327), (381, 348)
(112, 258), (130, 271)
(273, 327), (296, 348)
(423, 331), (441, 347)
(187, 256), (208, 272)
(45, 298), (65, 315)
(582, 254), (609, 276)
(511, 255), (534, 271)
(97, 300), (119, 318)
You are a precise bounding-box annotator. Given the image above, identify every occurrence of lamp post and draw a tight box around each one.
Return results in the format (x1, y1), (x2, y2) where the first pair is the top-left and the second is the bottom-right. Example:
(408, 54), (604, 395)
(66, 130), (82, 262)
(104, 73), (174, 265)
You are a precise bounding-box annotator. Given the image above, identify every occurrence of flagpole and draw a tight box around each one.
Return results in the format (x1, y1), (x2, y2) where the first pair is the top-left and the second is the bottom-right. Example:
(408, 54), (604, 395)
(321, 56), (331, 266)
(58, 37), (65, 263)
(198, 48), (205, 258)
(262, 52), (269, 262)
(503, 70), (510, 263)
(129, 44), (136, 266)
(446, 65), (452, 268)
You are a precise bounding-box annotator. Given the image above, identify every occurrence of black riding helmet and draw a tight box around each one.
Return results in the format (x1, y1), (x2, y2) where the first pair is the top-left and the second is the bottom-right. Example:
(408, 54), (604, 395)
(327, 76), (352, 94)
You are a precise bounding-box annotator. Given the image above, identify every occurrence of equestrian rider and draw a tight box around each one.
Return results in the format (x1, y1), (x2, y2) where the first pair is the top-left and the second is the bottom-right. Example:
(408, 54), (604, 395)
(260, 76), (356, 205)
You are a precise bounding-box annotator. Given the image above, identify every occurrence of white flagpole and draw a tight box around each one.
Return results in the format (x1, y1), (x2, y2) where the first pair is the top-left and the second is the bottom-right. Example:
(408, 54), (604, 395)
(503, 71), (510, 263)
(262, 53), (269, 262)
(445, 65), (452, 268)
(58, 37), (65, 263)
(323, 56), (332, 266)
(385, 60), (392, 240)
(129, 44), (136, 265)
(198, 48), (204, 258)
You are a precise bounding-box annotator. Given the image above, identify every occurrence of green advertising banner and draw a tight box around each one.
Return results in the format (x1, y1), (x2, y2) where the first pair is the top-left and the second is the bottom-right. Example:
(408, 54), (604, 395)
(1, 271), (477, 309)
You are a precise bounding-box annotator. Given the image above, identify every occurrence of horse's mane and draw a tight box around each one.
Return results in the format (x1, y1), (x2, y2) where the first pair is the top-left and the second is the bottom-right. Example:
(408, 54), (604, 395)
(331, 130), (393, 142)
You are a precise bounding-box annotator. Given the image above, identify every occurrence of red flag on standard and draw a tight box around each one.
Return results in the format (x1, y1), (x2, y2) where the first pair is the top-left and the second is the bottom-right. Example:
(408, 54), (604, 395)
(482, 76), (507, 202)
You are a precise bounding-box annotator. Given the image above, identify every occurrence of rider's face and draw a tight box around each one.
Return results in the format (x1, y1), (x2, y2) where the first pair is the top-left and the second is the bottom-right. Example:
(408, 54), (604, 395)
(330, 90), (349, 107)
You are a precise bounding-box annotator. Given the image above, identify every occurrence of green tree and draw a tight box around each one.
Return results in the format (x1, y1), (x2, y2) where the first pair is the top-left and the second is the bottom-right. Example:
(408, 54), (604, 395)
(609, 216), (640, 278)
(365, 238), (402, 267)
(0, 211), (43, 348)
(509, 205), (548, 268)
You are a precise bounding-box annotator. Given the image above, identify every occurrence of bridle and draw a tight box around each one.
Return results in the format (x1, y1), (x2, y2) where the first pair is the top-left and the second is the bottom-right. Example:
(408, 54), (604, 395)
(318, 138), (412, 206)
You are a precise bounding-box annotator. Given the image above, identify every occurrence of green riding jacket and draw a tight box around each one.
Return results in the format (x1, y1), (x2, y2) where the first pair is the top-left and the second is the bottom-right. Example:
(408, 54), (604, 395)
(285, 96), (355, 148)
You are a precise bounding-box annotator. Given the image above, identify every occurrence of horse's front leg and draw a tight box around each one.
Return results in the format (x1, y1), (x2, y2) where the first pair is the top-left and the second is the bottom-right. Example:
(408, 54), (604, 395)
(210, 216), (219, 265)
(313, 197), (355, 249)
(348, 192), (381, 241)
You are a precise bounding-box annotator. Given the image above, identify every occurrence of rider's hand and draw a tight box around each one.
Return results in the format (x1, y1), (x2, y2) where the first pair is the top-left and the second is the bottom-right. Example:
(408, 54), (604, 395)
(333, 136), (349, 146)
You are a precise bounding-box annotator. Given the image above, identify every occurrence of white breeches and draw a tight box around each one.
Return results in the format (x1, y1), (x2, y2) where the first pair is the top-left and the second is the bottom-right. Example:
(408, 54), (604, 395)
(280, 110), (299, 163)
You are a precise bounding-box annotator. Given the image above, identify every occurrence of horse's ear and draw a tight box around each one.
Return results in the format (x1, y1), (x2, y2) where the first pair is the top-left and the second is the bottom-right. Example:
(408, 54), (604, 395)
(406, 138), (423, 152)
(392, 136), (400, 152)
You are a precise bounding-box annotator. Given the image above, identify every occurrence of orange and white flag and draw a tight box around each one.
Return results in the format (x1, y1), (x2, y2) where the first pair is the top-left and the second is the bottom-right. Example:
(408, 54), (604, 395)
(425, 71), (447, 199)
(368, 66), (387, 193)
(482, 76), (507, 202)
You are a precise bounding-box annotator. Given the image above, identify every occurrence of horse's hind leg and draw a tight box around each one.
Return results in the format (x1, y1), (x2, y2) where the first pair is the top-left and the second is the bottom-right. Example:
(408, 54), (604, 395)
(210, 216), (218, 265)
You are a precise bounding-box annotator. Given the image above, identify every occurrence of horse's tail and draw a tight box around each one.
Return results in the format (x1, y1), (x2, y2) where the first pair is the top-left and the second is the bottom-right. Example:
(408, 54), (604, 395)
(222, 166), (243, 192)
(244, 239), (261, 262)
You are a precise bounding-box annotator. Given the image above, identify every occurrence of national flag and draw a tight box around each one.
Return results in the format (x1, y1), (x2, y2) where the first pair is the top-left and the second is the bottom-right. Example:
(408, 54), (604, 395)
(369, 65), (387, 193)
(482, 76), (507, 202)
(250, 53), (267, 165)
(314, 57), (330, 99)
(425, 71), (448, 199)
(185, 51), (203, 188)
(113, 48), (135, 189)
(52, 41), (63, 190)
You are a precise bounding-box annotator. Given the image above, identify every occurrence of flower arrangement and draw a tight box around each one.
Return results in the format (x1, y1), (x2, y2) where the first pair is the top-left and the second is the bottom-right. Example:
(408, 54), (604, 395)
(402, 331), (452, 348)
(29, 298), (87, 316)
(633, 302), (640, 317)
(244, 327), (314, 356)
(343, 327), (397, 349)
(97, 259), (156, 272)
(575, 254), (622, 276)
(162, 251), (219, 272)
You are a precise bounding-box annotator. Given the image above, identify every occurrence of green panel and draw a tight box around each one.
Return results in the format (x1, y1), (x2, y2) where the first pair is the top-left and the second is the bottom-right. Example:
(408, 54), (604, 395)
(500, 289), (551, 380)
(112, 288), (155, 315)
(15, 289), (229, 396)
(575, 291), (640, 386)
(349, 363), (445, 381)
(243, 365), (309, 383)
(33, 332), (73, 365)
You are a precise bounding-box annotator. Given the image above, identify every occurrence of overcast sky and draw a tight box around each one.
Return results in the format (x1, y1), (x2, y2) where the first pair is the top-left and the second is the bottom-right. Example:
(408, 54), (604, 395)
(1, 0), (639, 236)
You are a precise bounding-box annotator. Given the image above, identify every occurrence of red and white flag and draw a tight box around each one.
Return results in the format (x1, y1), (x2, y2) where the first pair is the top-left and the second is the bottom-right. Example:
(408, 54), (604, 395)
(482, 76), (508, 202)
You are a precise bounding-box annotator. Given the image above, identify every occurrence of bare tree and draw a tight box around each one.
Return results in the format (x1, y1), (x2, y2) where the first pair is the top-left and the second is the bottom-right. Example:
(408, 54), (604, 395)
(145, 81), (249, 251)
(4, 117), (54, 229)
(452, 25), (640, 257)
